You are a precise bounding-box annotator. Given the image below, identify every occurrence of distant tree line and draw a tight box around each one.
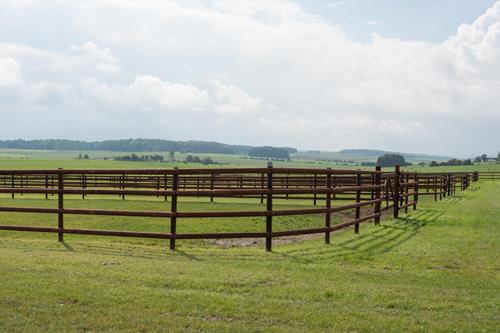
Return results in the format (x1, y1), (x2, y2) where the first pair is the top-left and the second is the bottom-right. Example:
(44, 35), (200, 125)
(429, 159), (473, 167)
(114, 154), (164, 162)
(474, 153), (500, 163)
(248, 146), (290, 160)
(184, 155), (219, 165)
(0, 139), (297, 155)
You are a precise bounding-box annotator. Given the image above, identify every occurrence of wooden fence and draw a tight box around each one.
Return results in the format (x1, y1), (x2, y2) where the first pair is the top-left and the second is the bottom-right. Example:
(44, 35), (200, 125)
(0, 165), (475, 251)
(478, 171), (500, 180)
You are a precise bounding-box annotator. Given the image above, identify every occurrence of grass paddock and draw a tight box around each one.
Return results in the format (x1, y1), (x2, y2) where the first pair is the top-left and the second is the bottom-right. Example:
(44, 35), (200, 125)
(0, 177), (499, 332)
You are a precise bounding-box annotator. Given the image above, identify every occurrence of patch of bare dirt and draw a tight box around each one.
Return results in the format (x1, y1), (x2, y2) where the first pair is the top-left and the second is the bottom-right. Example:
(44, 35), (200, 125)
(210, 205), (394, 248)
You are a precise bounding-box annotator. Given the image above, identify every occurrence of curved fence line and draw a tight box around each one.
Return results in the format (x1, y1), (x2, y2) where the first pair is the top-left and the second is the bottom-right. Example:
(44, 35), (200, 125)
(0, 165), (476, 251)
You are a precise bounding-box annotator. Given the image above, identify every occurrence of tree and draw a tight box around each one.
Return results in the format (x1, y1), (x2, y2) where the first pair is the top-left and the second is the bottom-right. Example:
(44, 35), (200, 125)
(474, 156), (482, 163)
(168, 151), (175, 161)
(78, 153), (83, 159)
(202, 157), (214, 165)
(497, 152), (500, 161)
(481, 154), (488, 162)
(430, 161), (438, 167)
(83, 154), (89, 160)
(376, 154), (407, 167)
(248, 146), (290, 159)
(464, 159), (473, 166)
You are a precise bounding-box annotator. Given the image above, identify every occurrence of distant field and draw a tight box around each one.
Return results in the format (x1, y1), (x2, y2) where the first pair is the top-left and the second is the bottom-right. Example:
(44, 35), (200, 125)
(1, 149), (498, 173)
(0, 149), (363, 170)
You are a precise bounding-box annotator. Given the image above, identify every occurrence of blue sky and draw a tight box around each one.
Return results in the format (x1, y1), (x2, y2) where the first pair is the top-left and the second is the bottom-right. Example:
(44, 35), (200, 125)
(299, 0), (497, 42)
(0, 0), (499, 156)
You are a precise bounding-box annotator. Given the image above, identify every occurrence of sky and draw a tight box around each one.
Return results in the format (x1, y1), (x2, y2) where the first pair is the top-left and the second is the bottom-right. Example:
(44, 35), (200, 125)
(0, 0), (499, 157)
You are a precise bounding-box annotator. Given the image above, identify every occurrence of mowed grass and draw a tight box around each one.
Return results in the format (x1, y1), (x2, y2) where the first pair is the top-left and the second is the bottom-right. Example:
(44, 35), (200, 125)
(0, 177), (499, 332)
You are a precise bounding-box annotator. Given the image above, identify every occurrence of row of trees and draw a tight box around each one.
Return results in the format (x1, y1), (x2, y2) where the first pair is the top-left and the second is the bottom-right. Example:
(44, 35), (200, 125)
(248, 146), (290, 160)
(184, 155), (219, 165)
(474, 153), (500, 162)
(0, 139), (297, 155)
(114, 154), (164, 162)
(429, 159), (473, 167)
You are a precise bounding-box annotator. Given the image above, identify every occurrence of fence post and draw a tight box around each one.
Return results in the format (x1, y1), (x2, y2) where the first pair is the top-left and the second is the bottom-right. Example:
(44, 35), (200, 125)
(11, 174), (14, 199)
(286, 174), (289, 201)
(354, 171), (361, 234)
(82, 174), (86, 200)
(266, 162), (273, 252)
(393, 165), (400, 219)
(404, 173), (409, 214)
(385, 176), (389, 210)
(58, 168), (64, 242)
(375, 166), (381, 226)
(440, 177), (444, 200)
(434, 177), (437, 201)
(164, 174), (168, 202)
(210, 173), (215, 203)
(121, 174), (126, 200)
(313, 173), (317, 206)
(260, 173), (264, 204)
(325, 168), (332, 244)
(413, 172), (418, 210)
(170, 168), (179, 251)
(45, 173), (49, 200)
(448, 173), (453, 197)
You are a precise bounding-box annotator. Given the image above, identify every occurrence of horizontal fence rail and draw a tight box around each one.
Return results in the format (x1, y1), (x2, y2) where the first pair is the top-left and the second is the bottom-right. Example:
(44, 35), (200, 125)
(0, 165), (477, 251)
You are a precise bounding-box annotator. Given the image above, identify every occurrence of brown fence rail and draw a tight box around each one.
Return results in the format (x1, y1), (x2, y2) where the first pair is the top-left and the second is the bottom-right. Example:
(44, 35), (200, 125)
(478, 171), (500, 180)
(0, 165), (476, 251)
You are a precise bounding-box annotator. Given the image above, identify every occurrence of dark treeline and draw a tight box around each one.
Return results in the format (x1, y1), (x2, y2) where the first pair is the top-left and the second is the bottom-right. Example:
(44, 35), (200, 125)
(248, 146), (290, 160)
(430, 159), (473, 167)
(114, 154), (164, 162)
(0, 139), (297, 155)
(184, 155), (219, 165)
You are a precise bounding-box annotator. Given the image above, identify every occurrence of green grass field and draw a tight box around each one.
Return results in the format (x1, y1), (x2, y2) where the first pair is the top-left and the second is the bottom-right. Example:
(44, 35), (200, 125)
(1, 148), (499, 173)
(0, 152), (499, 332)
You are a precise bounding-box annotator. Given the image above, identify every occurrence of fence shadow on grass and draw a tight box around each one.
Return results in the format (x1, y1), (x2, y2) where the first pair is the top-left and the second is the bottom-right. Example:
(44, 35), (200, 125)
(0, 208), (445, 263)
(271, 208), (444, 263)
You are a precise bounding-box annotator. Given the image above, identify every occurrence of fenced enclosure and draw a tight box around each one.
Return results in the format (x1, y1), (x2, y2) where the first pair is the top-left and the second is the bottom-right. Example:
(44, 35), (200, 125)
(0, 165), (476, 251)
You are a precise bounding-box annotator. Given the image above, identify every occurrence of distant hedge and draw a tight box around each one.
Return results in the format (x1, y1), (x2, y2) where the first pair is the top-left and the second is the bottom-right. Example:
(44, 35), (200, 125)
(248, 146), (290, 159)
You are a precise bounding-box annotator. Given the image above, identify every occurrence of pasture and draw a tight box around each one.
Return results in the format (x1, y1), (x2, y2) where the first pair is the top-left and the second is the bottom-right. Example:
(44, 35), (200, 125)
(0, 154), (499, 332)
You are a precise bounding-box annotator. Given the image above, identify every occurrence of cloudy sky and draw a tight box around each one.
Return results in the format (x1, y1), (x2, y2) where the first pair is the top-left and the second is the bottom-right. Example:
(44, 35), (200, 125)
(0, 0), (499, 156)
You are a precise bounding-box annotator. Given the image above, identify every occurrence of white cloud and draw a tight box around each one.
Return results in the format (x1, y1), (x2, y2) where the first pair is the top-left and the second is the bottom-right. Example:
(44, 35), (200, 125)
(0, 0), (499, 155)
(0, 57), (21, 86)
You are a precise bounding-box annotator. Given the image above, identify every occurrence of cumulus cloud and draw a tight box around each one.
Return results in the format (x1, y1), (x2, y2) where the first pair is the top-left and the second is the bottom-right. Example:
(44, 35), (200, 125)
(0, 57), (21, 86)
(0, 0), (499, 155)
